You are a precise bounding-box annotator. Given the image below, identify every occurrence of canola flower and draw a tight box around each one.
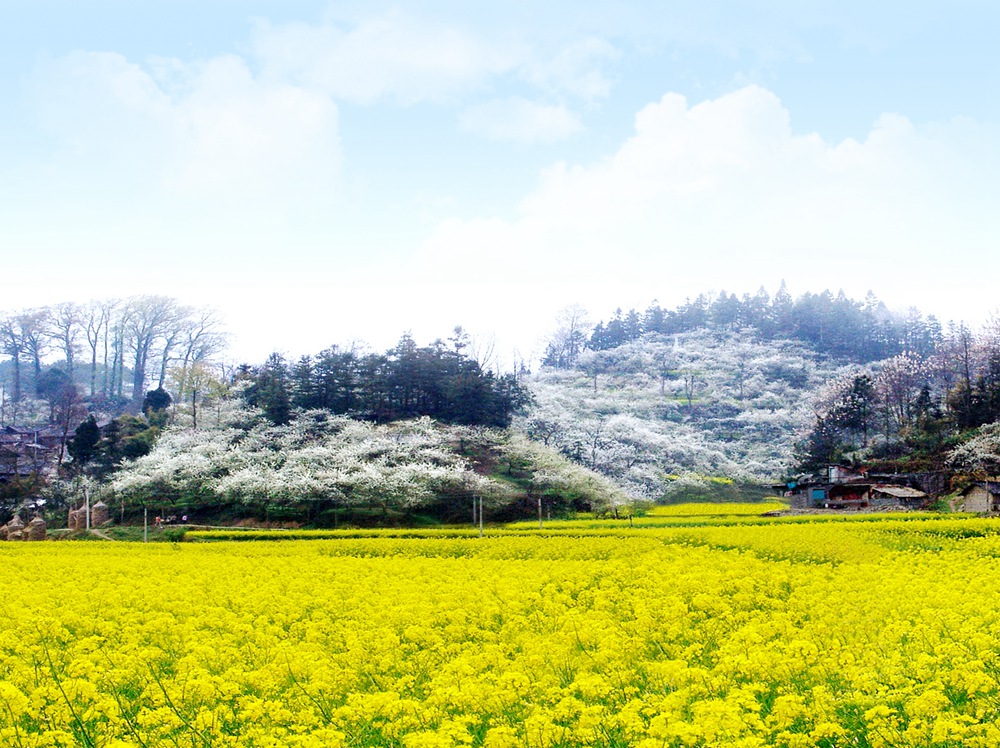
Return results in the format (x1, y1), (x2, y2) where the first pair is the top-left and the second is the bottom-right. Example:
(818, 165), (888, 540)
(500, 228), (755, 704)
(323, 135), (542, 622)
(2, 517), (1000, 746)
(644, 502), (788, 517)
(186, 505), (950, 541)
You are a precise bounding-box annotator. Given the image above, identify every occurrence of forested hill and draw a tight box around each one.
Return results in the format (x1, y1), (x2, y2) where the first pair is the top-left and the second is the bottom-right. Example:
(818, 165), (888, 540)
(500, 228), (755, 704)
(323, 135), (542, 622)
(237, 331), (530, 429)
(528, 287), (994, 502)
(524, 328), (838, 500)
(106, 404), (627, 525)
(546, 285), (944, 367)
(6, 289), (999, 514)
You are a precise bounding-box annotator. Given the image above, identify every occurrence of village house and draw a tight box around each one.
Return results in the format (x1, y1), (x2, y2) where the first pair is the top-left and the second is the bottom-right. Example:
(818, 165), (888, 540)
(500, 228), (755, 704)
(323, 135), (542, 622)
(780, 465), (929, 510)
(0, 426), (66, 482)
(955, 481), (1000, 513)
(868, 484), (928, 509)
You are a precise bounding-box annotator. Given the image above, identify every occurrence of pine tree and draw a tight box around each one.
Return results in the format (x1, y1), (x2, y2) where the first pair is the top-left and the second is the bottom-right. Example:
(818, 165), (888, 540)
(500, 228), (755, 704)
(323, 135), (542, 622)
(68, 415), (102, 469)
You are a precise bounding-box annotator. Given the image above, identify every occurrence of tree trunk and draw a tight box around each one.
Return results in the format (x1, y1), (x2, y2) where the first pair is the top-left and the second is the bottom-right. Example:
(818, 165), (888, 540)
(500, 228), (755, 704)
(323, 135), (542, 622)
(10, 354), (21, 403)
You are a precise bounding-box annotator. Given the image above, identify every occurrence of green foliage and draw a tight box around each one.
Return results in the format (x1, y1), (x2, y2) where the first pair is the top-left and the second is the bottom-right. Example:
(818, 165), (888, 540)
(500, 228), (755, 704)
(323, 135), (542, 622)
(661, 475), (772, 504)
(242, 353), (292, 425)
(120, 426), (159, 461)
(243, 336), (530, 428)
(80, 414), (163, 475)
(142, 387), (172, 415)
(36, 366), (76, 403)
(795, 416), (844, 472)
(67, 415), (101, 467)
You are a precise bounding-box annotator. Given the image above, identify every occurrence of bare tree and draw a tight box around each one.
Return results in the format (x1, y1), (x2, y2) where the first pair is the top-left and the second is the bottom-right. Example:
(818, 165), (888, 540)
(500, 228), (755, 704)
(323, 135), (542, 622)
(54, 382), (87, 465)
(936, 321), (978, 427)
(49, 302), (83, 378)
(18, 309), (50, 395)
(679, 366), (705, 409)
(155, 309), (190, 389)
(126, 296), (180, 403)
(81, 299), (118, 398)
(544, 305), (591, 368)
(875, 353), (927, 434)
(0, 296), (228, 420)
(109, 307), (131, 400)
(468, 332), (498, 374)
(646, 343), (675, 397)
(171, 308), (228, 397)
(0, 314), (24, 405)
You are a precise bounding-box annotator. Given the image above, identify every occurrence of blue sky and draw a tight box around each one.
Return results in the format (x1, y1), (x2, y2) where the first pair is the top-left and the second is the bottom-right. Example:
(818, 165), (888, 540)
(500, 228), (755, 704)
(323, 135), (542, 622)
(2, 2), (999, 365)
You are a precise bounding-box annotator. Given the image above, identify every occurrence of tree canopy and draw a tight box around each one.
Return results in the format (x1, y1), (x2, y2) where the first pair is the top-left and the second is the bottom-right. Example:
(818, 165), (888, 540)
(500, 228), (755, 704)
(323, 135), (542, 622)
(106, 404), (622, 523)
(570, 287), (942, 365)
(239, 334), (531, 429)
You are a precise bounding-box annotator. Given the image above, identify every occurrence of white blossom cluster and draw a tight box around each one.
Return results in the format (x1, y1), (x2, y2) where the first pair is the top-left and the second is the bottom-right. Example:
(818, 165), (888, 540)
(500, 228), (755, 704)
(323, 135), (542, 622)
(522, 330), (848, 497)
(107, 404), (624, 514)
(947, 422), (1000, 475)
(109, 408), (506, 511)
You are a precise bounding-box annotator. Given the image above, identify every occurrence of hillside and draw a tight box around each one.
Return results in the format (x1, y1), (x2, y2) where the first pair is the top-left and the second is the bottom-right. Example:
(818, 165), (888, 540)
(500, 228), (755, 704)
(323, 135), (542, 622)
(6, 288), (1000, 515)
(528, 288), (1000, 502)
(521, 328), (849, 499)
(98, 402), (629, 525)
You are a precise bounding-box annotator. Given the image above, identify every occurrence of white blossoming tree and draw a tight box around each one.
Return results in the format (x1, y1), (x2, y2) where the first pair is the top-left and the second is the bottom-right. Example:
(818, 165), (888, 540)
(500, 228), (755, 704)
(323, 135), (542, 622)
(107, 405), (593, 524)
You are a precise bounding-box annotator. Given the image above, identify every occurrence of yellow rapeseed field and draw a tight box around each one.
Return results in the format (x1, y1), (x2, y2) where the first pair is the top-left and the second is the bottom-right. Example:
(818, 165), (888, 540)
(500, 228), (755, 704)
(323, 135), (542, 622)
(3, 516), (1000, 746)
(644, 502), (788, 517)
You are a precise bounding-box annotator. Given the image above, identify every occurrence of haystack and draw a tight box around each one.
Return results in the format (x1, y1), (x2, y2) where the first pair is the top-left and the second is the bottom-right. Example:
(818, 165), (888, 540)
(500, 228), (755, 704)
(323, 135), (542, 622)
(27, 516), (46, 541)
(91, 501), (110, 526)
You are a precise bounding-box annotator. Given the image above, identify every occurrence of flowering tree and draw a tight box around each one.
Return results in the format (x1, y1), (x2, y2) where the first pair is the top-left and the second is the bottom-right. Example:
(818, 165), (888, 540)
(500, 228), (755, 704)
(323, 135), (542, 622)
(875, 353), (929, 434)
(525, 329), (833, 498)
(107, 405), (605, 523)
(947, 422), (1000, 477)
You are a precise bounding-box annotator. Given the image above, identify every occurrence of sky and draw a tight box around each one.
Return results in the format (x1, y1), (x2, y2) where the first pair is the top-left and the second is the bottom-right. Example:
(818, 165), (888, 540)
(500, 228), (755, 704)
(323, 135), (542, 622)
(2, 1), (999, 368)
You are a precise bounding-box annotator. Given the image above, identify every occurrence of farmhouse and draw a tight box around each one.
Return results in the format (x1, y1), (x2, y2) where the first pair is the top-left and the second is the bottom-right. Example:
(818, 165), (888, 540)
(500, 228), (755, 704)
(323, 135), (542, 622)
(868, 484), (928, 509)
(956, 481), (1000, 513)
(0, 425), (66, 481)
(781, 465), (929, 510)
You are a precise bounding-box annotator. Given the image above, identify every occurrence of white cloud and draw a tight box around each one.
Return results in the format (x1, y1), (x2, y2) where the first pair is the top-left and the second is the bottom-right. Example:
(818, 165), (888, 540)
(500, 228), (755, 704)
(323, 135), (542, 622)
(166, 55), (339, 202)
(251, 10), (618, 107)
(417, 85), (1000, 327)
(518, 36), (618, 100)
(10, 5), (998, 365)
(0, 46), (348, 321)
(459, 97), (583, 143)
(251, 9), (519, 105)
(28, 52), (175, 190)
(28, 51), (340, 207)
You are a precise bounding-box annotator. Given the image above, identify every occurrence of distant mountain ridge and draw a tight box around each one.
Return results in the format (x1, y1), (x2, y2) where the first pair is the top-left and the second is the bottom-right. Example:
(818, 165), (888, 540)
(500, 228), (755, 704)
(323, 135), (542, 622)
(545, 285), (944, 369)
